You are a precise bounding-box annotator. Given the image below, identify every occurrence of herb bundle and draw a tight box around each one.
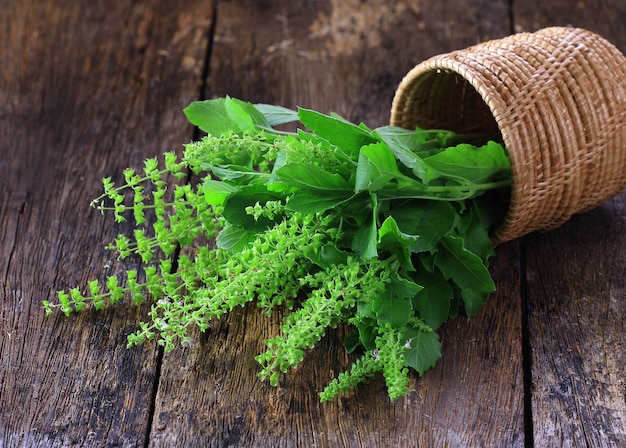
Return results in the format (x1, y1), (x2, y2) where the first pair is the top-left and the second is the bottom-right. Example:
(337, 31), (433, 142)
(45, 97), (511, 401)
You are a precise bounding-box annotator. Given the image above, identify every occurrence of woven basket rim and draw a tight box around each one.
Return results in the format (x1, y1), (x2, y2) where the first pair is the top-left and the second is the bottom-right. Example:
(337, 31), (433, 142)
(390, 27), (626, 243)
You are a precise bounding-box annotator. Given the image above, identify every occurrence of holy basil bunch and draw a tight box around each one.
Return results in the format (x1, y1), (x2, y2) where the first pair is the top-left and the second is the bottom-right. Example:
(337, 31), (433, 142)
(45, 97), (511, 401)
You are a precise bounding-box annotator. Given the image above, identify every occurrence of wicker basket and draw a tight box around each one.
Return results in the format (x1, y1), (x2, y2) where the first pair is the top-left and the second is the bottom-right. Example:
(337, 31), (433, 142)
(390, 27), (626, 243)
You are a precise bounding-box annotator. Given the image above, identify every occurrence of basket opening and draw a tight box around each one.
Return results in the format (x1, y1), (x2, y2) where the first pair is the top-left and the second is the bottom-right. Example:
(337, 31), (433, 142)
(391, 69), (500, 136)
(391, 68), (511, 240)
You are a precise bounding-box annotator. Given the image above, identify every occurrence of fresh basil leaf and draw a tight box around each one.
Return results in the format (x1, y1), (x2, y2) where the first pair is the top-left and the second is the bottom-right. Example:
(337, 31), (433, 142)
(372, 272), (422, 327)
(184, 97), (255, 136)
(355, 142), (401, 192)
(227, 98), (270, 129)
(372, 293), (413, 327)
(216, 223), (256, 252)
(351, 215), (377, 259)
(253, 103), (299, 127)
(297, 107), (377, 153)
(222, 185), (283, 231)
(436, 235), (496, 294)
(350, 194), (378, 259)
(448, 286), (462, 319)
(374, 126), (427, 164)
(210, 164), (267, 183)
(373, 126), (440, 179)
(418, 251), (437, 274)
(343, 330), (362, 354)
(306, 243), (350, 269)
(456, 202), (495, 262)
(203, 179), (237, 206)
(360, 142), (399, 174)
(266, 150), (289, 186)
(276, 164), (351, 191)
(387, 272), (424, 299)
(403, 328), (442, 376)
(411, 268), (453, 329)
(285, 190), (352, 213)
(356, 300), (373, 319)
(378, 216), (419, 271)
(461, 288), (489, 317)
(424, 141), (510, 184)
(390, 201), (457, 252)
(355, 317), (378, 351)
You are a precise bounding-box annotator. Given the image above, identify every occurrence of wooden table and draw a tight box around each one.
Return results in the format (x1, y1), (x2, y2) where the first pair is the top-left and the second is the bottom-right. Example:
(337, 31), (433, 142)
(1, 1), (624, 446)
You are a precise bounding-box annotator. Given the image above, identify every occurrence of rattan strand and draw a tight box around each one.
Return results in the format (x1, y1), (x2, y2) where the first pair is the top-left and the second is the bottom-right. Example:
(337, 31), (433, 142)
(390, 27), (626, 243)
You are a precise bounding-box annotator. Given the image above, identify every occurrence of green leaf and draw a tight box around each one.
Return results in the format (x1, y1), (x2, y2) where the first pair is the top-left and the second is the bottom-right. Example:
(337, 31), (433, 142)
(456, 202), (495, 262)
(390, 201), (457, 252)
(266, 149), (289, 186)
(461, 288), (489, 317)
(350, 195), (378, 259)
(372, 294), (412, 328)
(424, 141), (510, 184)
(355, 142), (401, 192)
(306, 243), (350, 268)
(351, 215), (377, 259)
(203, 179), (237, 206)
(209, 163), (269, 183)
(222, 185), (283, 231)
(436, 235), (496, 294)
(254, 103), (299, 127)
(343, 330), (362, 353)
(404, 328), (442, 376)
(297, 107), (377, 153)
(184, 97), (256, 135)
(224, 98), (257, 129)
(373, 126), (440, 179)
(355, 317), (378, 351)
(276, 164), (351, 191)
(374, 126), (426, 162)
(361, 142), (400, 174)
(372, 272), (421, 328)
(285, 190), (352, 213)
(411, 268), (453, 329)
(387, 271), (424, 299)
(378, 216), (419, 271)
(285, 190), (351, 213)
(216, 224), (257, 252)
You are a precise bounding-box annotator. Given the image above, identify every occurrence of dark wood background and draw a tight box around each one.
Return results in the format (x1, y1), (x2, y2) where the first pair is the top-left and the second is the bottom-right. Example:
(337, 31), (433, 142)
(1, 1), (624, 446)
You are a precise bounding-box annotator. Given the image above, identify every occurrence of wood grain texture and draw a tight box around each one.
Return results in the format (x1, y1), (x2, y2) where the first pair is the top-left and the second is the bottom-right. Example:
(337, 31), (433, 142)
(513, 0), (626, 41)
(0, 0), (213, 445)
(524, 193), (626, 447)
(513, 1), (626, 446)
(148, 1), (524, 446)
(1, 0), (624, 447)
(204, 0), (510, 126)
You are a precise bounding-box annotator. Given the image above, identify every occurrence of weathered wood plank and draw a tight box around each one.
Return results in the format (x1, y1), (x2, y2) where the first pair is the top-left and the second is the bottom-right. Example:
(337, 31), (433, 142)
(205, 0), (510, 127)
(524, 194), (626, 447)
(513, 0), (626, 38)
(5, 1), (622, 447)
(0, 1), (213, 445)
(149, 1), (525, 446)
(514, 2), (626, 446)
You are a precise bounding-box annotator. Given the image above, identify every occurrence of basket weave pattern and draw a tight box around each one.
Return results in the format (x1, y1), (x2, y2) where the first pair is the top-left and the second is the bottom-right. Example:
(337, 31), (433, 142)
(391, 27), (626, 243)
